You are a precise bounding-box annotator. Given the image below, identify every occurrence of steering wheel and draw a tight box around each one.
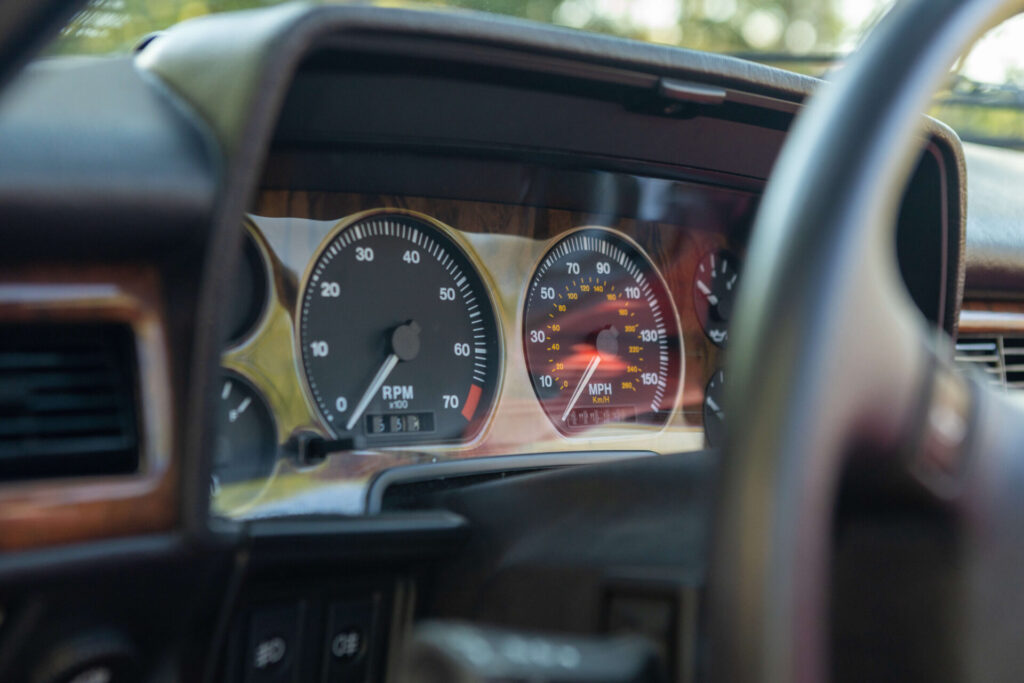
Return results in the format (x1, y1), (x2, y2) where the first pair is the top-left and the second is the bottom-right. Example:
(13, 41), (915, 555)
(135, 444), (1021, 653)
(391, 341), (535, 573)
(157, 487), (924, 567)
(712, 0), (1024, 681)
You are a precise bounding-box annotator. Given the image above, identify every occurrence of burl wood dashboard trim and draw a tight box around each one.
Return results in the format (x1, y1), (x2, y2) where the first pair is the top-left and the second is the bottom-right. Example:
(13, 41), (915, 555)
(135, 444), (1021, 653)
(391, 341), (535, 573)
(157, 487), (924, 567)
(0, 266), (177, 550)
(959, 301), (1024, 335)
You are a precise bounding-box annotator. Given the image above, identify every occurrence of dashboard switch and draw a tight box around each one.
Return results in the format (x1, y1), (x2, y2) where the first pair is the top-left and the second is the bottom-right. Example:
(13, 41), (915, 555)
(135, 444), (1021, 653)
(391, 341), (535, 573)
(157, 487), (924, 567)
(246, 603), (303, 683)
(330, 627), (364, 661)
(322, 597), (376, 682)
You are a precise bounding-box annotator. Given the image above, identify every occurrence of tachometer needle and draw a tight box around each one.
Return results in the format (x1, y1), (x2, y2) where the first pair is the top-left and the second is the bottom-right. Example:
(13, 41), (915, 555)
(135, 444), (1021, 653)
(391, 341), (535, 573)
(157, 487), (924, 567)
(562, 354), (602, 422)
(346, 353), (400, 431)
(344, 320), (421, 433)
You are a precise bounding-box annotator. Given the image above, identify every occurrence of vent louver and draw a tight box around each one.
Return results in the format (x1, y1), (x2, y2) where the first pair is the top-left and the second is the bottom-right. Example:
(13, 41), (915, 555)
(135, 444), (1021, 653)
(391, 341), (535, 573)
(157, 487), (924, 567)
(954, 336), (1003, 388)
(1002, 337), (1024, 389)
(0, 324), (139, 481)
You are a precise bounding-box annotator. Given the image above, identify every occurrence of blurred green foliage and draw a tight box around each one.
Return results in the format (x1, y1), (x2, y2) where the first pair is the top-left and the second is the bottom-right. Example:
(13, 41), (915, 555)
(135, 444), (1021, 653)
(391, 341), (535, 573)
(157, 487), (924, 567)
(53, 0), (283, 54)
(930, 102), (1024, 149)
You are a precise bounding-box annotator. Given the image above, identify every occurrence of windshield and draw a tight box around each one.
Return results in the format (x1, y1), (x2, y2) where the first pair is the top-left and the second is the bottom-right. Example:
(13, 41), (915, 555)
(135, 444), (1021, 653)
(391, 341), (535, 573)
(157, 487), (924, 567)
(50, 1), (1024, 147)
(55, 0), (895, 57)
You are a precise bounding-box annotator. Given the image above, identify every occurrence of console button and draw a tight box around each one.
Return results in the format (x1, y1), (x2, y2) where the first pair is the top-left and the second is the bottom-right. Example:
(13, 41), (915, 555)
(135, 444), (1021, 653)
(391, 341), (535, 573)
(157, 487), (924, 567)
(246, 603), (303, 683)
(330, 627), (365, 662)
(322, 597), (376, 682)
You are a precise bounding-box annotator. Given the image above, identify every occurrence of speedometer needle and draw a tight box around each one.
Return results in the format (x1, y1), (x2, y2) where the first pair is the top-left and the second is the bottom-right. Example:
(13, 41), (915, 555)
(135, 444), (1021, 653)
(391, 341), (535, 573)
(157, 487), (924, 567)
(346, 354), (399, 431)
(562, 354), (602, 423)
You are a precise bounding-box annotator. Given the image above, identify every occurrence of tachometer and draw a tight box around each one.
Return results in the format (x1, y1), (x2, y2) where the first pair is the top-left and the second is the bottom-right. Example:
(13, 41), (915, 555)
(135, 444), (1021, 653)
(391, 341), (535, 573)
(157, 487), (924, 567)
(523, 227), (683, 435)
(298, 210), (502, 446)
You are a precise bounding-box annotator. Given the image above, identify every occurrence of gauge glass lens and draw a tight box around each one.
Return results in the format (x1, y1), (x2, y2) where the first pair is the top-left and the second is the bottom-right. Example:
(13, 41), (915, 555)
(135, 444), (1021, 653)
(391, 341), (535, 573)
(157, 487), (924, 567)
(523, 228), (682, 435)
(299, 212), (501, 445)
(693, 249), (740, 348)
(212, 372), (277, 494)
(703, 369), (726, 448)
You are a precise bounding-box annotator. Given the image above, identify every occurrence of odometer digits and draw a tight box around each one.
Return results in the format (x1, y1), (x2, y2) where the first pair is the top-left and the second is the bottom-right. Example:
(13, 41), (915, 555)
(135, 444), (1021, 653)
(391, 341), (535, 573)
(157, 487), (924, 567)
(523, 227), (683, 435)
(299, 211), (501, 446)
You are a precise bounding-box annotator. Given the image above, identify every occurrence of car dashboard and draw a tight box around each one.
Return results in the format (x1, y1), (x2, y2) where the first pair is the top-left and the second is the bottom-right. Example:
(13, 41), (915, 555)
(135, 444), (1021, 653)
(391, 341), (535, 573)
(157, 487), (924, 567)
(0, 5), (970, 683)
(206, 32), (964, 518)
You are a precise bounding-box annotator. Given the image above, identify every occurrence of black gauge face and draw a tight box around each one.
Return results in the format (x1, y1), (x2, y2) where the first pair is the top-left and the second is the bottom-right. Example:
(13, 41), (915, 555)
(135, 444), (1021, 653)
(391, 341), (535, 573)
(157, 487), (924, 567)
(523, 228), (683, 435)
(225, 230), (269, 346)
(212, 372), (277, 493)
(703, 369), (726, 448)
(693, 249), (740, 348)
(299, 212), (501, 446)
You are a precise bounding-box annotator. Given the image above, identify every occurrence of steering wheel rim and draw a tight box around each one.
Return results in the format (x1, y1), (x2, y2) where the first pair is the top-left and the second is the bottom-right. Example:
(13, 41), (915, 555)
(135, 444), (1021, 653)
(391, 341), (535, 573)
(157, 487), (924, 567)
(711, 1), (1024, 682)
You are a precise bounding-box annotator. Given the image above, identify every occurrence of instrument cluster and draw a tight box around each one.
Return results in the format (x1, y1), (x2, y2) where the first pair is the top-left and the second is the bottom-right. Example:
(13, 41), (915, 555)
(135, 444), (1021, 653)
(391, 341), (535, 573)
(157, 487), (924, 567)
(211, 184), (753, 517)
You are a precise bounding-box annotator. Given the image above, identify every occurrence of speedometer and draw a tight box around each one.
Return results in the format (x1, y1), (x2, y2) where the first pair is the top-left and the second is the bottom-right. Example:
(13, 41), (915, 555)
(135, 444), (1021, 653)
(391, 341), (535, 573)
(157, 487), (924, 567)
(523, 227), (683, 436)
(298, 210), (502, 446)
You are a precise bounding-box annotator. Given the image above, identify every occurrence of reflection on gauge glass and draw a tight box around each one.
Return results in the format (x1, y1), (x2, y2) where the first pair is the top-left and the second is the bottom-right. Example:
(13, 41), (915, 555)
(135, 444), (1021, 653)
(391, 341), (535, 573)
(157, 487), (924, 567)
(693, 249), (740, 348)
(225, 228), (269, 347)
(212, 372), (277, 499)
(522, 227), (683, 436)
(703, 369), (726, 448)
(298, 210), (502, 446)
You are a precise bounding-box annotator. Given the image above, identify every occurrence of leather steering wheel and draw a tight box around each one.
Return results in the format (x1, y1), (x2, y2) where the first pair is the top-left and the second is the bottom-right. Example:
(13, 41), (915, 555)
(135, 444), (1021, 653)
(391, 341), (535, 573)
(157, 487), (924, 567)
(712, 1), (1024, 681)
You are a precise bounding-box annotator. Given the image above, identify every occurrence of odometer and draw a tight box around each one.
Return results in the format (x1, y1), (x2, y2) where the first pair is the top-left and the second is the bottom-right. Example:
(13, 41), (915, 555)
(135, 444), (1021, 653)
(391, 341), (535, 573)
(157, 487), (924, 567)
(299, 210), (501, 446)
(523, 227), (683, 435)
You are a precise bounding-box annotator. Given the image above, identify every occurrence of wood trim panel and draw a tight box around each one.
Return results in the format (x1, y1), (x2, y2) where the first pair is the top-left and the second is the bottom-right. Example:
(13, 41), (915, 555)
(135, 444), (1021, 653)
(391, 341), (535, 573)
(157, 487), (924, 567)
(0, 266), (177, 550)
(959, 301), (1024, 335)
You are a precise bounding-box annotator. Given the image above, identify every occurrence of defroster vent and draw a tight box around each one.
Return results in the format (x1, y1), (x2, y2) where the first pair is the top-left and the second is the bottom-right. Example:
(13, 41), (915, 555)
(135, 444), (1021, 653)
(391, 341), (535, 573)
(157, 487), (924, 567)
(0, 324), (139, 481)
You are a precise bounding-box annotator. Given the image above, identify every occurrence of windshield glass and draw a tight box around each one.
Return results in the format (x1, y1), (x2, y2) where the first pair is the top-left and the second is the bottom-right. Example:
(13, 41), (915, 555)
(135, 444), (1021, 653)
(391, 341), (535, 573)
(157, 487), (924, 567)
(54, 0), (894, 58)
(52, 2), (1024, 148)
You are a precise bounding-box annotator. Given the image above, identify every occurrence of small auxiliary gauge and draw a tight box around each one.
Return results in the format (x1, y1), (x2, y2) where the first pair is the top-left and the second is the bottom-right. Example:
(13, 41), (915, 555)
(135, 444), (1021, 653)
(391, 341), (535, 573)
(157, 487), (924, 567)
(703, 369), (726, 448)
(225, 229), (269, 347)
(212, 371), (278, 497)
(693, 249), (740, 347)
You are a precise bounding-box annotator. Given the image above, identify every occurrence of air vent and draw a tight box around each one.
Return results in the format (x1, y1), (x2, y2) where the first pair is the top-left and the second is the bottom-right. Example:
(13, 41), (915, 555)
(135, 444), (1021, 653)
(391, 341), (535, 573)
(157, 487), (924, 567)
(953, 335), (1024, 390)
(954, 336), (1003, 388)
(1003, 337), (1024, 389)
(0, 324), (139, 481)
